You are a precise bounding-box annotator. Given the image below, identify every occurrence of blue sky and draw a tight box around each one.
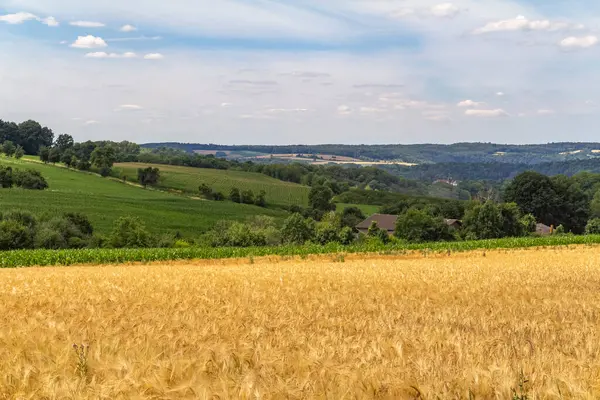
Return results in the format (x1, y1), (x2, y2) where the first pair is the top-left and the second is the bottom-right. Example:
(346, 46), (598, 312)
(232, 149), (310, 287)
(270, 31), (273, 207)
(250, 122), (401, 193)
(1, 0), (600, 145)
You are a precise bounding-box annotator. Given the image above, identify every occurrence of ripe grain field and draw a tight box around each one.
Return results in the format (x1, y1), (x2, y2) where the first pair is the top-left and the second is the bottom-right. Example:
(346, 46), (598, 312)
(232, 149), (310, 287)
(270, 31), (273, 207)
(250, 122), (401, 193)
(2, 247), (600, 398)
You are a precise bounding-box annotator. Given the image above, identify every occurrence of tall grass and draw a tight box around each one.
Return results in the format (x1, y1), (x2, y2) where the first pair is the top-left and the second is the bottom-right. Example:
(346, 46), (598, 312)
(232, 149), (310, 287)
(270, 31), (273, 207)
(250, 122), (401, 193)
(3, 234), (600, 268)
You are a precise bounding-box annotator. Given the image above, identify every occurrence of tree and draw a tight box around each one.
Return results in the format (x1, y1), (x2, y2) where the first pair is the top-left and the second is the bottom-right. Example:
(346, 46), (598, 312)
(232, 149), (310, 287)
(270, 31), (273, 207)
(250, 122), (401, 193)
(91, 146), (116, 177)
(281, 213), (315, 245)
(13, 169), (48, 190)
(39, 146), (50, 163)
(199, 184), (213, 199)
(54, 134), (74, 152)
(48, 147), (61, 164)
(395, 208), (452, 243)
(341, 206), (366, 231)
(137, 167), (160, 187)
(591, 189), (600, 218)
(2, 141), (16, 157)
(241, 189), (255, 205)
(462, 201), (504, 240)
(498, 202), (525, 238)
(309, 185), (335, 212)
(229, 188), (241, 203)
(108, 217), (154, 248)
(520, 213), (537, 234)
(18, 120), (53, 155)
(0, 219), (34, 250)
(586, 218), (600, 235)
(551, 175), (590, 234)
(60, 149), (76, 167)
(14, 146), (24, 160)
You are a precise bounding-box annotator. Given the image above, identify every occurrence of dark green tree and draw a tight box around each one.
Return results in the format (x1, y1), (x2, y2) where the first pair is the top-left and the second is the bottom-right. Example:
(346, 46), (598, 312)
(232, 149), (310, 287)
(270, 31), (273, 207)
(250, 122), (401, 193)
(254, 190), (266, 207)
(2, 141), (16, 157)
(54, 134), (74, 151)
(60, 149), (76, 167)
(108, 217), (155, 248)
(39, 146), (50, 163)
(0, 166), (13, 188)
(308, 185), (335, 212)
(241, 189), (255, 205)
(281, 213), (315, 245)
(91, 146), (116, 177)
(591, 190), (600, 218)
(340, 206), (366, 231)
(395, 208), (452, 243)
(14, 145), (24, 159)
(48, 147), (61, 164)
(585, 218), (600, 235)
(18, 120), (53, 155)
(137, 167), (160, 187)
(229, 188), (241, 203)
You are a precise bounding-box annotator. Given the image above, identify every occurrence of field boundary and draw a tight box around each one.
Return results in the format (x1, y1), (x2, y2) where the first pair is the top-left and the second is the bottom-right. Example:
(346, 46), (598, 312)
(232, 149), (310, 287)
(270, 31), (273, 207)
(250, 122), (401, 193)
(2, 234), (600, 268)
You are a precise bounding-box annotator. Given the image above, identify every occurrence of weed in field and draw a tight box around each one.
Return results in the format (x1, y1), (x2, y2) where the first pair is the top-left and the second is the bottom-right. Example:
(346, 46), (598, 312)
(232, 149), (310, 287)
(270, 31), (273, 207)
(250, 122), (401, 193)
(73, 344), (89, 380)
(512, 370), (530, 400)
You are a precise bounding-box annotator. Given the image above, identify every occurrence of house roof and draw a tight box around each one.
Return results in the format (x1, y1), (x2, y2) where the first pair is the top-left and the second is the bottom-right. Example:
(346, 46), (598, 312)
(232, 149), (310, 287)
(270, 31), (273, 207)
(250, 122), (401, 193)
(536, 223), (552, 234)
(356, 214), (398, 232)
(445, 219), (462, 226)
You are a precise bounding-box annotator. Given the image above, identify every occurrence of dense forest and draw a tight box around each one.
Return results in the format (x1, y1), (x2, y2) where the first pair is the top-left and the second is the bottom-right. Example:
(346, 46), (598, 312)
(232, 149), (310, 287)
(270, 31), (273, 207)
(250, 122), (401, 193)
(142, 142), (600, 164)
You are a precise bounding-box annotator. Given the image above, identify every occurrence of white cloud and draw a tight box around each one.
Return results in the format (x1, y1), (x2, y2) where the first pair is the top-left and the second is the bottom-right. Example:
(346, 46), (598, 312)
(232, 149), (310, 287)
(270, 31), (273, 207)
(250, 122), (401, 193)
(337, 105), (352, 115)
(85, 52), (138, 59)
(144, 53), (164, 60)
(41, 16), (59, 26)
(70, 21), (105, 28)
(538, 109), (555, 115)
(427, 115), (451, 122)
(220, 102), (233, 107)
(496, 92), (505, 96)
(120, 24), (137, 32)
(266, 108), (309, 113)
(457, 99), (485, 108)
(473, 15), (582, 34)
(430, 3), (460, 18)
(465, 109), (509, 117)
(559, 36), (598, 49)
(117, 104), (144, 111)
(84, 120), (100, 125)
(0, 12), (38, 24)
(71, 35), (108, 49)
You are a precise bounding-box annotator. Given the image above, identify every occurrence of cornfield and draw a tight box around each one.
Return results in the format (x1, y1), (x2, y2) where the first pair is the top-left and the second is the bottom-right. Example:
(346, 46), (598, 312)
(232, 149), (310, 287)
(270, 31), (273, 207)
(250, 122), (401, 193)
(1, 247), (600, 398)
(3, 234), (600, 268)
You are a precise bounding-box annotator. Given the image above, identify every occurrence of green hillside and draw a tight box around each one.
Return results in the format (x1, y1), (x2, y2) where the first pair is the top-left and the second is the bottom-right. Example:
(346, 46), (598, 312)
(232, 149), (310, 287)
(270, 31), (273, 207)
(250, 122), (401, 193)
(0, 157), (286, 236)
(113, 162), (310, 206)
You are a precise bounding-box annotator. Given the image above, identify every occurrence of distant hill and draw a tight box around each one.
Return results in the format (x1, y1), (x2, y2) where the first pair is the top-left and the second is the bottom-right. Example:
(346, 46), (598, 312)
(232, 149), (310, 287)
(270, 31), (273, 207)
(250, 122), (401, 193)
(141, 142), (600, 165)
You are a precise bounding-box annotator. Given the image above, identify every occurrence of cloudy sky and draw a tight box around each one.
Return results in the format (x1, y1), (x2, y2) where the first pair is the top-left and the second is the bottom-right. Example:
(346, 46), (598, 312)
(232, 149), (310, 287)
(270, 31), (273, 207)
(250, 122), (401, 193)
(1, 0), (600, 145)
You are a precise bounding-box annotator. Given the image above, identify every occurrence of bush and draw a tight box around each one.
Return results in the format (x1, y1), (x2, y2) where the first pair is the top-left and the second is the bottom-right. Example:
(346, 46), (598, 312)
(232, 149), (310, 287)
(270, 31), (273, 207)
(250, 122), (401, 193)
(520, 213), (537, 234)
(229, 188), (241, 203)
(254, 190), (266, 207)
(2, 141), (16, 157)
(0, 165), (13, 188)
(14, 145), (24, 159)
(585, 218), (600, 235)
(35, 216), (90, 249)
(77, 160), (91, 171)
(395, 208), (452, 243)
(108, 217), (155, 248)
(555, 224), (566, 235)
(13, 169), (49, 190)
(339, 226), (356, 245)
(241, 189), (255, 205)
(64, 213), (94, 236)
(0, 219), (33, 250)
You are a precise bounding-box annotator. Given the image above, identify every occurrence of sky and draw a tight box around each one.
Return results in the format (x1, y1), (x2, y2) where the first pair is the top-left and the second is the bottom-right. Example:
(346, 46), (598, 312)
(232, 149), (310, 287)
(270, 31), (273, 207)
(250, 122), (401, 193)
(1, 0), (600, 145)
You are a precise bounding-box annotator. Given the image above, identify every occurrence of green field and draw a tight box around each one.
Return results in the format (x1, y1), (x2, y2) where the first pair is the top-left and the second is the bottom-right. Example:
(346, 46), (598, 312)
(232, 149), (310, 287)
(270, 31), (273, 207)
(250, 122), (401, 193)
(113, 163), (309, 206)
(335, 203), (380, 216)
(0, 157), (286, 236)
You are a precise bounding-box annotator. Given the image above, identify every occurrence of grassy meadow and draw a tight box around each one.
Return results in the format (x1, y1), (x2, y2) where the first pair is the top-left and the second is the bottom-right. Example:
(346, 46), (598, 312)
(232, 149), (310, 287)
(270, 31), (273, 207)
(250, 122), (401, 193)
(1, 247), (600, 398)
(0, 157), (286, 236)
(335, 202), (380, 216)
(113, 162), (310, 206)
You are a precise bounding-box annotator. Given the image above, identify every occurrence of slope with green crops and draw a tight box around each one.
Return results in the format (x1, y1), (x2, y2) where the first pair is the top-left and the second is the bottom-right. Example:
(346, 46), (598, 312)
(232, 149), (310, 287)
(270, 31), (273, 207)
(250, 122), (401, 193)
(0, 157), (286, 236)
(113, 162), (310, 206)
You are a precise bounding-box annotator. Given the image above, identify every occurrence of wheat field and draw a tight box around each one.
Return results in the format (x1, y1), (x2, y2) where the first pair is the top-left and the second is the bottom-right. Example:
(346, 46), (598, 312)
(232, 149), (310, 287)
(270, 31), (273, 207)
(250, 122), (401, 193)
(1, 248), (600, 399)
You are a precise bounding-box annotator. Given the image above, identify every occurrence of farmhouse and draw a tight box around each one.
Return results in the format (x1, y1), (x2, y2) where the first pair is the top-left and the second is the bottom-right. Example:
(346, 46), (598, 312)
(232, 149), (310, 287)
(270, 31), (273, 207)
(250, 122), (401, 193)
(356, 214), (463, 235)
(356, 214), (398, 235)
(536, 223), (553, 236)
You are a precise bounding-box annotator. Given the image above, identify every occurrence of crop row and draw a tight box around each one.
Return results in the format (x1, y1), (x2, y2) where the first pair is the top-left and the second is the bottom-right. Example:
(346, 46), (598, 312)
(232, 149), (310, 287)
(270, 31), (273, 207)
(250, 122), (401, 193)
(2, 234), (600, 268)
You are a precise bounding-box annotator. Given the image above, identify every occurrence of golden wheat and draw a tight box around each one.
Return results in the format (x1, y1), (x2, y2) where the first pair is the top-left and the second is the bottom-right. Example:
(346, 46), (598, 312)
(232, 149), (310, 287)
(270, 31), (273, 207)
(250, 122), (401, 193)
(1, 247), (600, 399)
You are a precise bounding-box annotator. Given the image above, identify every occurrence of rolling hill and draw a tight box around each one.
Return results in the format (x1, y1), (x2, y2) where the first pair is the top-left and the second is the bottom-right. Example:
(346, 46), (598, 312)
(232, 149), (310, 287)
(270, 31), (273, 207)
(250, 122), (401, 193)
(0, 157), (287, 236)
(113, 162), (310, 206)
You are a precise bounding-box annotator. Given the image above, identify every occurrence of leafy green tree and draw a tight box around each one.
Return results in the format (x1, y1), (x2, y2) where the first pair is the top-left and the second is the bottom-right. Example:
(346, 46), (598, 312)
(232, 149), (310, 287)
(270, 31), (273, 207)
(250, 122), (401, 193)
(395, 208), (452, 243)
(241, 189), (255, 205)
(555, 224), (566, 234)
(229, 188), (241, 203)
(367, 221), (381, 237)
(137, 167), (160, 187)
(591, 190), (600, 218)
(585, 218), (600, 235)
(339, 227), (355, 245)
(520, 213), (537, 234)
(212, 191), (225, 201)
(340, 206), (366, 231)
(309, 185), (335, 212)
(2, 141), (16, 157)
(48, 147), (61, 164)
(199, 184), (212, 199)
(551, 175), (590, 234)
(39, 146), (50, 163)
(499, 202), (525, 238)
(64, 212), (94, 236)
(0, 219), (34, 250)
(54, 134), (74, 151)
(504, 172), (558, 225)
(0, 166), (13, 188)
(18, 120), (53, 155)
(281, 213), (315, 245)
(14, 145), (24, 159)
(462, 201), (504, 240)
(108, 217), (155, 248)
(91, 146), (116, 177)
(60, 149), (76, 167)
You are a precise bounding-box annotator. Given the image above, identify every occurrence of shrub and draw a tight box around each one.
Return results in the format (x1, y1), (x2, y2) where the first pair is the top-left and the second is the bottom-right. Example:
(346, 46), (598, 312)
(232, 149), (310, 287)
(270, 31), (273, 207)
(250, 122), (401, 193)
(241, 189), (255, 205)
(14, 145), (24, 159)
(555, 224), (565, 235)
(315, 223), (339, 245)
(309, 185), (335, 212)
(254, 190), (266, 207)
(64, 213), (94, 236)
(520, 213), (537, 234)
(108, 217), (155, 248)
(35, 216), (89, 249)
(0, 219), (33, 250)
(341, 207), (366, 231)
(212, 191), (225, 201)
(2, 141), (16, 157)
(585, 218), (600, 235)
(339, 226), (356, 245)
(13, 169), (49, 190)
(77, 160), (91, 171)
(0, 165), (13, 188)
(229, 188), (241, 203)
(137, 167), (160, 187)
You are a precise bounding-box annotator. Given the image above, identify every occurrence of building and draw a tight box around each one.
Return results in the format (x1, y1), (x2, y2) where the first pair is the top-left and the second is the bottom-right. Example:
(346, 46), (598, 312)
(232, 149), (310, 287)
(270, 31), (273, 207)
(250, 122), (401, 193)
(444, 219), (463, 230)
(536, 223), (553, 236)
(356, 214), (398, 235)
